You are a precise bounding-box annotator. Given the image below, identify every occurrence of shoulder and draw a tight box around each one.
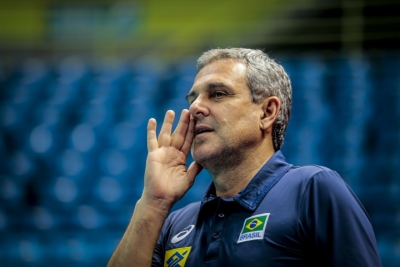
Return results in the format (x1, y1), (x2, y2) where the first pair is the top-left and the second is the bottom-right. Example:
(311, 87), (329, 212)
(287, 165), (367, 217)
(282, 164), (358, 206)
(289, 167), (381, 266)
(288, 164), (336, 178)
(286, 164), (345, 188)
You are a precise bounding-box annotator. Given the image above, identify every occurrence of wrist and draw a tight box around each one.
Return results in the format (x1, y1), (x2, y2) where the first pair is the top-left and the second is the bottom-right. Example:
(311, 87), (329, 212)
(137, 195), (175, 215)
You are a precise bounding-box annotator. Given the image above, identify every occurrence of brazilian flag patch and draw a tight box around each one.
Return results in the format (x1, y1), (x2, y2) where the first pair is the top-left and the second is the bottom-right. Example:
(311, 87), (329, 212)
(164, 246), (191, 267)
(237, 213), (270, 243)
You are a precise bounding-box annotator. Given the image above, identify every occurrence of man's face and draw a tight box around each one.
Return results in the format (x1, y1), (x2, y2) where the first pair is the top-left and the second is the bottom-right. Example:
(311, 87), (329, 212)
(186, 59), (263, 168)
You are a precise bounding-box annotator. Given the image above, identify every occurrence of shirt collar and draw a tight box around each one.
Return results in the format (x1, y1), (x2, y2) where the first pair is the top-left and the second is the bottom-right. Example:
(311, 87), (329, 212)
(200, 150), (292, 211)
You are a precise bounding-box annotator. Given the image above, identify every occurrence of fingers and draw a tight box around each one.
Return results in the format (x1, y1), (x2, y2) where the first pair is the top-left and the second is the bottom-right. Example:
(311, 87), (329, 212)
(180, 115), (195, 156)
(170, 110), (191, 151)
(187, 161), (203, 182)
(148, 109), (194, 153)
(158, 110), (175, 147)
(147, 118), (158, 152)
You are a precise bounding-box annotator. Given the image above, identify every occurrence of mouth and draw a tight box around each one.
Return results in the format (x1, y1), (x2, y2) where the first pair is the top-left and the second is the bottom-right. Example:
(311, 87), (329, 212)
(194, 125), (213, 136)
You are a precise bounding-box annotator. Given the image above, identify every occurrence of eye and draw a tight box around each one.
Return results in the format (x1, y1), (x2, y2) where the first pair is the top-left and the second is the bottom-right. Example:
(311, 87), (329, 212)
(187, 96), (196, 105)
(212, 91), (225, 98)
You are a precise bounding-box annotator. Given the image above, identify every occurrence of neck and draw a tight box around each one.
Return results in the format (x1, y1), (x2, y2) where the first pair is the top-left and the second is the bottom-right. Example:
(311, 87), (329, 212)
(206, 142), (276, 198)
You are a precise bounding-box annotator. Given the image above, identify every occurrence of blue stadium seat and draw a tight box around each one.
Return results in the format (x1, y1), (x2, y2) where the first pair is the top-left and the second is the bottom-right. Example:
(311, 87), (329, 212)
(2, 232), (44, 267)
(1, 53), (399, 267)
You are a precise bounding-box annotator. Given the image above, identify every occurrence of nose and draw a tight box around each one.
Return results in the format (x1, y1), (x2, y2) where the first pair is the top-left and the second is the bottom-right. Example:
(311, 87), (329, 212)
(189, 96), (209, 119)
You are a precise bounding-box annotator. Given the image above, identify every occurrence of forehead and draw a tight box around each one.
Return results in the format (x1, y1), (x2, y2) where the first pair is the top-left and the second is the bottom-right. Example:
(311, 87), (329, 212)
(190, 59), (247, 91)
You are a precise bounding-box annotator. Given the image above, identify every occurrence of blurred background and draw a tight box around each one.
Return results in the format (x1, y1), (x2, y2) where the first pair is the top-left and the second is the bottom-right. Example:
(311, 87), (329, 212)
(0, 0), (399, 266)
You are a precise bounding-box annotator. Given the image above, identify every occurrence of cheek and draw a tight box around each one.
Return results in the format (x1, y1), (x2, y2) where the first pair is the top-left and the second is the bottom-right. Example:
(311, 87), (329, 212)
(218, 104), (260, 134)
(222, 118), (260, 143)
(239, 114), (262, 137)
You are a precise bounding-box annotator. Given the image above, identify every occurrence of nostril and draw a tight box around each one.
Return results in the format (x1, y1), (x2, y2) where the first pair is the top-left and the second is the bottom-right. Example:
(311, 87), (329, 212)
(190, 104), (208, 119)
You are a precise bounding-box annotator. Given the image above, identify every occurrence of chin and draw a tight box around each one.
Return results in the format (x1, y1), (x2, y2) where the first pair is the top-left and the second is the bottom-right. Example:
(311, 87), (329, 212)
(192, 147), (231, 172)
(192, 146), (218, 166)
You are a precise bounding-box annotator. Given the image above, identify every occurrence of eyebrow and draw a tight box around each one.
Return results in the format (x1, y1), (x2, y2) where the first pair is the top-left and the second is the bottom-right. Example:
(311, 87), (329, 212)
(185, 82), (230, 102)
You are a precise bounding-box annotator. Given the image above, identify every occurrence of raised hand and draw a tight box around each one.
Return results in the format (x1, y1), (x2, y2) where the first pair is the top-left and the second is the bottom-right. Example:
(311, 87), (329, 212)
(143, 109), (203, 210)
(107, 109), (202, 267)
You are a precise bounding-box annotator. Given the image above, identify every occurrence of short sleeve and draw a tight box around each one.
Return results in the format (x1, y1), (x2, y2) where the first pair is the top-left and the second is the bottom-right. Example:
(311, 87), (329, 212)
(299, 169), (382, 266)
(152, 241), (164, 267)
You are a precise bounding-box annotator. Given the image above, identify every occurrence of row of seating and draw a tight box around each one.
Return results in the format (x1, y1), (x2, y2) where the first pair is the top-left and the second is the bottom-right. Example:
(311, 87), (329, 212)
(1, 52), (399, 266)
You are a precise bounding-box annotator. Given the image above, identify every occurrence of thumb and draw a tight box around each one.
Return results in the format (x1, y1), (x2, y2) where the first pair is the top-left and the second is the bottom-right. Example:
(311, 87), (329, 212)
(187, 161), (203, 183)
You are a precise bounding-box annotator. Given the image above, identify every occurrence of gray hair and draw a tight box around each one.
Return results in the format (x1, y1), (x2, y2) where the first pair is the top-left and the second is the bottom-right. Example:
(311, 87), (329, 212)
(197, 48), (292, 151)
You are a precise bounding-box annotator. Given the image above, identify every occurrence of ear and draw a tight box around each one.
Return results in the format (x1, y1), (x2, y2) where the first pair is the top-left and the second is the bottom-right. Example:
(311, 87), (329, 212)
(259, 96), (280, 131)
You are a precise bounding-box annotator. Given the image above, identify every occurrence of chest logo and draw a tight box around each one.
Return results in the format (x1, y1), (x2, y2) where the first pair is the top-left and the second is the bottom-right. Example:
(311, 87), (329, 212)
(171, 225), (195, 244)
(237, 213), (270, 243)
(164, 246), (192, 267)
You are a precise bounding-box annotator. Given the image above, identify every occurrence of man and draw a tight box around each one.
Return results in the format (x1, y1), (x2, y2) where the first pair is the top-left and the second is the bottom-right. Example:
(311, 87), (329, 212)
(108, 48), (382, 266)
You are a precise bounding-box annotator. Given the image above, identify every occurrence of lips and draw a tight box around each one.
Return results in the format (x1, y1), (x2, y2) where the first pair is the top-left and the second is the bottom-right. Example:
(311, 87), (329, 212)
(194, 125), (213, 136)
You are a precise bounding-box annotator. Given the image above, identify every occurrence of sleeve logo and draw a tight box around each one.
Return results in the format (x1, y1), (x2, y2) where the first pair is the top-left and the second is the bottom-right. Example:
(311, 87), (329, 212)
(237, 213), (270, 243)
(164, 247), (192, 267)
(171, 225), (195, 244)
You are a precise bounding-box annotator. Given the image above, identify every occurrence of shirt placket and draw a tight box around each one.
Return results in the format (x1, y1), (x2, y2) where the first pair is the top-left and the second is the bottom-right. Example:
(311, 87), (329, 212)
(204, 198), (230, 265)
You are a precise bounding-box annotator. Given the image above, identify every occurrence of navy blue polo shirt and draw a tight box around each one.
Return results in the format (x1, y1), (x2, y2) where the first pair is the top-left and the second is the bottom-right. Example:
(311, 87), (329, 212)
(152, 151), (381, 267)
